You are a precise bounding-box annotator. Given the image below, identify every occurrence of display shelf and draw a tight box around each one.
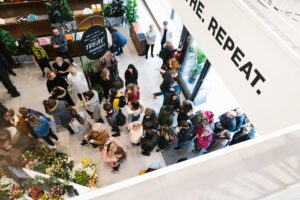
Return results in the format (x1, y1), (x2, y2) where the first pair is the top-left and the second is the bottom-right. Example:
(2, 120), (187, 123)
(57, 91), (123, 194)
(0, 0), (48, 6)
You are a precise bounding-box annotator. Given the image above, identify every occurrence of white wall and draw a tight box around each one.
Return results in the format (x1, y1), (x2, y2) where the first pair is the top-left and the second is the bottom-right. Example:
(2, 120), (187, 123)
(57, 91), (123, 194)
(167, 0), (300, 134)
(71, 125), (300, 200)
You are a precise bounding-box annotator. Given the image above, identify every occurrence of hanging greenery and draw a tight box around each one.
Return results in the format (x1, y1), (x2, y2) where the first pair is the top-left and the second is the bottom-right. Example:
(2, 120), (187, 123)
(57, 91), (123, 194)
(46, 0), (73, 24)
(126, 0), (138, 23)
(103, 0), (125, 17)
(0, 29), (18, 56)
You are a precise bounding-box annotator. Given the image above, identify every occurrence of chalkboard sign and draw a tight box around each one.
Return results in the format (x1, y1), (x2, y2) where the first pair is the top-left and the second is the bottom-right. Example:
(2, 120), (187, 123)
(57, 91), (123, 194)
(81, 25), (108, 60)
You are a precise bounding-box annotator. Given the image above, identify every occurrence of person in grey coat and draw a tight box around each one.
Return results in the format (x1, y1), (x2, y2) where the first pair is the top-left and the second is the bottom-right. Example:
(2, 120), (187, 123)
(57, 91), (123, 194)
(51, 28), (73, 63)
(103, 102), (120, 137)
(208, 130), (231, 152)
(85, 90), (104, 123)
(45, 99), (74, 134)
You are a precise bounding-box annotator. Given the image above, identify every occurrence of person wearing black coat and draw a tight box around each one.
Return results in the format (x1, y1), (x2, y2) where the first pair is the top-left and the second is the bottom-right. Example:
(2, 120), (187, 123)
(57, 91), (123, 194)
(230, 125), (255, 145)
(0, 52), (20, 97)
(141, 129), (158, 156)
(163, 91), (181, 112)
(157, 125), (174, 152)
(46, 71), (75, 106)
(142, 108), (158, 130)
(153, 70), (176, 102)
(158, 105), (174, 127)
(125, 64), (138, 86)
(174, 120), (194, 150)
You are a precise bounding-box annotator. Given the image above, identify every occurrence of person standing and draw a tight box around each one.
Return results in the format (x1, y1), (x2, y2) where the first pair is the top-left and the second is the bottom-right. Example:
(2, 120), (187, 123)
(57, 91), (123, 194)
(32, 40), (51, 77)
(160, 21), (173, 50)
(28, 114), (59, 147)
(67, 65), (89, 105)
(100, 68), (114, 99)
(51, 28), (73, 63)
(124, 64), (138, 86)
(103, 102), (121, 137)
(52, 57), (70, 78)
(0, 52), (20, 97)
(145, 24), (156, 59)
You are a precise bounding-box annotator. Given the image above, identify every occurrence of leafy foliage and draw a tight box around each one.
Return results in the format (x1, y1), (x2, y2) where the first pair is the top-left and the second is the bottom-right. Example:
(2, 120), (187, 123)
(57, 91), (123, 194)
(0, 29), (18, 56)
(103, 0), (125, 17)
(17, 33), (37, 55)
(46, 0), (73, 23)
(126, 0), (138, 23)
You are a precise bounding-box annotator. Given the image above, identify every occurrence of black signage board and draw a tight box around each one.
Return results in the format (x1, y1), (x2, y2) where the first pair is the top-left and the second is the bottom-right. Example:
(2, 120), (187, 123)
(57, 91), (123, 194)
(81, 25), (108, 60)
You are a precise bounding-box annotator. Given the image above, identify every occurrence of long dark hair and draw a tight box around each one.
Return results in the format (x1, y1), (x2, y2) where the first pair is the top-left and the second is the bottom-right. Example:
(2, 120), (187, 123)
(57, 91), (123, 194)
(115, 146), (127, 161)
(130, 100), (140, 111)
(126, 64), (138, 76)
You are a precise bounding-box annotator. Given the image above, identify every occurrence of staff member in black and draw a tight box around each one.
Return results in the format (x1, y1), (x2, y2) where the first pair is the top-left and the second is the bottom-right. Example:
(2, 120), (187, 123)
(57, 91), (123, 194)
(0, 52), (20, 97)
(51, 28), (73, 63)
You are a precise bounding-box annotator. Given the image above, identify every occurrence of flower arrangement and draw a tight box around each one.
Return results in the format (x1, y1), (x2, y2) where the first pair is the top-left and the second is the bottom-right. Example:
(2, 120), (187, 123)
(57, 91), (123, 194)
(28, 186), (44, 200)
(8, 185), (24, 199)
(20, 146), (73, 179)
(70, 158), (97, 187)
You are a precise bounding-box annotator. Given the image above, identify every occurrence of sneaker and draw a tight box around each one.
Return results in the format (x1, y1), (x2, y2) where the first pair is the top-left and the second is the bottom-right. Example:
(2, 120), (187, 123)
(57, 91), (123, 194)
(156, 148), (161, 152)
(112, 133), (120, 137)
(96, 118), (104, 123)
(81, 140), (88, 146)
(145, 55), (148, 59)
(151, 54), (154, 57)
(141, 151), (150, 156)
(11, 91), (20, 97)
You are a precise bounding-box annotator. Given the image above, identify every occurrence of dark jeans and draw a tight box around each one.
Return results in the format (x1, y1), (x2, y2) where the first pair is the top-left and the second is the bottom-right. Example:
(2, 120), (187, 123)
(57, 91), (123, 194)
(146, 44), (154, 57)
(57, 50), (73, 63)
(0, 69), (18, 94)
(131, 114), (140, 122)
(116, 45), (123, 55)
(42, 129), (58, 146)
(154, 91), (171, 103)
(38, 57), (51, 75)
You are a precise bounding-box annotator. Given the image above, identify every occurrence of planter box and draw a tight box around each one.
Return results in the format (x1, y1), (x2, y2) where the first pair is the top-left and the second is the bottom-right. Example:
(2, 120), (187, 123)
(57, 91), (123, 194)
(106, 16), (125, 27)
(12, 55), (34, 66)
(130, 22), (146, 56)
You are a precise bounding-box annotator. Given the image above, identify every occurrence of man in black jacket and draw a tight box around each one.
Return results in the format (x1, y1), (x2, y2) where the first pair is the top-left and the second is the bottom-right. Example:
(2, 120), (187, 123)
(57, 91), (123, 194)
(0, 52), (20, 97)
(230, 125), (255, 145)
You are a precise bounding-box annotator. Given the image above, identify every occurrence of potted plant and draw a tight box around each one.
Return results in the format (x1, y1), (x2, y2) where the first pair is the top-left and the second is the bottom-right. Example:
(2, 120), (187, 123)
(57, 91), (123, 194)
(103, 0), (126, 26)
(14, 33), (37, 65)
(126, 0), (138, 24)
(0, 29), (18, 56)
(188, 47), (206, 84)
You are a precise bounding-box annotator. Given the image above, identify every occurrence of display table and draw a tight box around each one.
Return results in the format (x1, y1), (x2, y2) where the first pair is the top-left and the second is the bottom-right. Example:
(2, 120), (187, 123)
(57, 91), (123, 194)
(130, 22), (146, 56)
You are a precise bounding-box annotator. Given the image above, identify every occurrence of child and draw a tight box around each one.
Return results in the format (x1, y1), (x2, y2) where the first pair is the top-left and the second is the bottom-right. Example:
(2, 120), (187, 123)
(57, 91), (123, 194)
(127, 100), (143, 122)
(128, 121), (143, 146)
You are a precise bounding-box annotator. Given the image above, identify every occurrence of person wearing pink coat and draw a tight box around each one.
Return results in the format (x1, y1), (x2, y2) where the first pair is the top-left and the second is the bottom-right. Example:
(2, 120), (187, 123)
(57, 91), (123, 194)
(193, 125), (214, 153)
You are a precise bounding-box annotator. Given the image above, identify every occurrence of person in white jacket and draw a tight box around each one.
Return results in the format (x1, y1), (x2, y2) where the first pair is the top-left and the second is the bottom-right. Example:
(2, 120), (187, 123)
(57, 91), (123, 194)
(145, 24), (156, 59)
(67, 64), (89, 105)
(160, 21), (173, 50)
(128, 121), (143, 145)
(69, 109), (91, 136)
(84, 90), (104, 123)
(127, 100), (143, 122)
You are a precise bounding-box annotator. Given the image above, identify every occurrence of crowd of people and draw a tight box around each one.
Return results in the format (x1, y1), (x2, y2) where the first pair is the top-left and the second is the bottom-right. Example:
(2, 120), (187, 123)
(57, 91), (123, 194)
(0, 21), (256, 174)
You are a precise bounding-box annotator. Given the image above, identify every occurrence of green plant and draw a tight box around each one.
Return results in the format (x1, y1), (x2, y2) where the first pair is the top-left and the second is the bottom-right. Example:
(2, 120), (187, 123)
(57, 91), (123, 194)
(126, 0), (138, 23)
(82, 59), (96, 74)
(0, 29), (18, 56)
(46, 0), (73, 23)
(73, 170), (90, 186)
(104, 0), (125, 17)
(17, 33), (37, 55)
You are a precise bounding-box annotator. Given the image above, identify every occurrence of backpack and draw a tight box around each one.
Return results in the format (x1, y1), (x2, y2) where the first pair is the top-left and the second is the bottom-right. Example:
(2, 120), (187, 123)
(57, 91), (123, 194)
(117, 111), (126, 126)
(115, 95), (127, 108)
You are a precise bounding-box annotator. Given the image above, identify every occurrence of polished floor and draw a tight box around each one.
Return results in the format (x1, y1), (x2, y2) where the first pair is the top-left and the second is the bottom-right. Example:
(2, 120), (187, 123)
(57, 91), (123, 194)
(0, 1), (239, 188)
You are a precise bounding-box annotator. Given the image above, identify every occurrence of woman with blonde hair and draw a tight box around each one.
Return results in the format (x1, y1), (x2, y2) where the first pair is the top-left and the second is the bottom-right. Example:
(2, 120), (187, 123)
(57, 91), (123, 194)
(81, 123), (109, 150)
(52, 56), (70, 77)
(100, 68), (114, 99)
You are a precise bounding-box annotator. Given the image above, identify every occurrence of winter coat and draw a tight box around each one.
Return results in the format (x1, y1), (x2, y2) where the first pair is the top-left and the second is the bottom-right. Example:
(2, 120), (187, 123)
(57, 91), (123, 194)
(67, 71), (89, 94)
(125, 87), (140, 103)
(196, 125), (214, 150)
(32, 117), (50, 138)
(102, 137), (126, 167)
(160, 71), (174, 93)
(106, 107), (119, 127)
(141, 130), (158, 153)
(125, 70), (138, 86)
(86, 129), (110, 151)
(177, 122), (194, 142)
(230, 128), (255, 145)
(128, 121), (143, 144)
(48, 100), (72, 128)
(158, 106), (174, 126)
(85, 90), (102, 120)
(163, 96), (181, 111)
(157, 127), (174, 150)
(112, 31), (127, 47)
(46, 76), (68, 93)
(69, 112), (91, 135)
(142, 109), (158, 130)
(219, 113), (237, 132)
